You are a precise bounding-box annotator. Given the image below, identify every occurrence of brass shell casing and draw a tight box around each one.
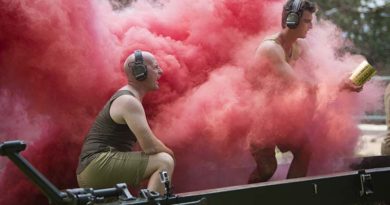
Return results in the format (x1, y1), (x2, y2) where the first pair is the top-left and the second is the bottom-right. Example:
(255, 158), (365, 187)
(349, 60), (376, 86)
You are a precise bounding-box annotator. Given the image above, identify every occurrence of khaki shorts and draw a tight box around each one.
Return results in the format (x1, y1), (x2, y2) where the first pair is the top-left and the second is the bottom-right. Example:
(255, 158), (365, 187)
(77, 150), (149, 189)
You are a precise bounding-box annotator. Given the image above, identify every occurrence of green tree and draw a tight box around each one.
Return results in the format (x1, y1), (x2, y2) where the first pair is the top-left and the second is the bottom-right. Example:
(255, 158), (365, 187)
(314, 0), (390, 74)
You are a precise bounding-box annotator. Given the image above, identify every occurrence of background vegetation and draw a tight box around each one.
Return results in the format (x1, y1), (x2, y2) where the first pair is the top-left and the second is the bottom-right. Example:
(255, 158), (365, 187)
(108, 0), (389, 74)
(314, 0), (390, 75)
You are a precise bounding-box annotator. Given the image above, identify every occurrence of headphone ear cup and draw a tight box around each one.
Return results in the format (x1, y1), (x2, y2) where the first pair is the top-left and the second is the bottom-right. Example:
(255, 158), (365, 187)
(131, 63), (148, 81)
(286, 12), (299, 29)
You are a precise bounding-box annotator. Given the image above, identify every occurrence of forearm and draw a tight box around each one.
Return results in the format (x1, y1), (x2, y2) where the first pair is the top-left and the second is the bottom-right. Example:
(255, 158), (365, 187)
(141, 137), (173, 157)
(144, 142), (170, 155)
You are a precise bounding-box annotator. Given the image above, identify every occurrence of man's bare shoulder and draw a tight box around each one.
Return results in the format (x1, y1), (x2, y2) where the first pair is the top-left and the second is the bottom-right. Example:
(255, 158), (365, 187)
(258, 40), (282, 51)
(109, 92), (143, 124)
(256, 40), (284, 60)
(113, 93), (143, 114)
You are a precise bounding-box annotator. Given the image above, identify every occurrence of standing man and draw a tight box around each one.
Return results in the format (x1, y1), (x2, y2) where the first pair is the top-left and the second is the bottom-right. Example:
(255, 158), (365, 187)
(382, 83), (390, 155)
(77, 50), (174, 194)
(248, 0), (362, 183)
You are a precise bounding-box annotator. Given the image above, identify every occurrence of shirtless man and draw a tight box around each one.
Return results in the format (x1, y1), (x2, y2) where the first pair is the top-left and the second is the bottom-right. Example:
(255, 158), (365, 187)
(382, 84), (390, 155)
(248, 0), (362, 183)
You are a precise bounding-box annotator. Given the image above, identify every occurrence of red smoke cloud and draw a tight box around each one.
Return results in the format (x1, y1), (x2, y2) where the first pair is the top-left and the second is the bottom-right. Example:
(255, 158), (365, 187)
(0, 0), (384, 204)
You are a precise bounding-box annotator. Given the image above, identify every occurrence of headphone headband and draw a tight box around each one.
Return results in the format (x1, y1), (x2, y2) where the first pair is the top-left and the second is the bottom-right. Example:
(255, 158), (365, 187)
(286, 0), (303, 29)
(134, 50), (143, 64)
(131, 50), (148, 81)
(291, 0), (302, 14)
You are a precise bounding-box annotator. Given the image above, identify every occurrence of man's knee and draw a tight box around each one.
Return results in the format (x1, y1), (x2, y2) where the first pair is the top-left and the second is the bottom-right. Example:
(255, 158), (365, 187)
(154, 152), (175, 170)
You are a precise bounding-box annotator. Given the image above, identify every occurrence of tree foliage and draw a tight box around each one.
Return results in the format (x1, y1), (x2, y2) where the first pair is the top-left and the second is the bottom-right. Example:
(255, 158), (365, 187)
(314, 0), (390, 74)
(108, 0), (389, 73)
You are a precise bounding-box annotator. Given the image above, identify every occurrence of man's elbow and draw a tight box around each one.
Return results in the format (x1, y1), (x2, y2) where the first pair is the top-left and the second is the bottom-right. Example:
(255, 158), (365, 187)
(142, 147), (158, 155)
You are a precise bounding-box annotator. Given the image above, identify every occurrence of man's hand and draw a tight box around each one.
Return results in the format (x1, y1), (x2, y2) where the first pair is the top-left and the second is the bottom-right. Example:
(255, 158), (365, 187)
(340, 77), (363, 92)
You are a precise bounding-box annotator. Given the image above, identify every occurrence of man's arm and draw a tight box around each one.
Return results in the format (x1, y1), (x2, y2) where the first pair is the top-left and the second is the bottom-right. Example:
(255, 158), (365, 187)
(294, 39), (362, 93)
(255, 41), (298, 82)
(110, 95), (174, 157)
(297, 39), (362, 93)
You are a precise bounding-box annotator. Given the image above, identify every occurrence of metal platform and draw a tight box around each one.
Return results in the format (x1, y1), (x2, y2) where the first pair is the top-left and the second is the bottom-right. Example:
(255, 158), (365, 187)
(1, 140), (390, 205)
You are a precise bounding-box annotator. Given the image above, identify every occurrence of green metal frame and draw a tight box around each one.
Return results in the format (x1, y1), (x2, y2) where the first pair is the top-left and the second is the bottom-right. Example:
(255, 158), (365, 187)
(2, 140), (390, 205)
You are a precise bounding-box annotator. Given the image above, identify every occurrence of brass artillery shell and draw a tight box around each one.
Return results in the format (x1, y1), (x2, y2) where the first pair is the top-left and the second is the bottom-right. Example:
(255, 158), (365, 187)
(349, 60), (376, 86)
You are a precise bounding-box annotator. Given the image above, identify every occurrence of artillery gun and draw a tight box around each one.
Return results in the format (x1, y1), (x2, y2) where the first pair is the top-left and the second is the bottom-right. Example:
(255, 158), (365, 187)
(1, 140), (390, 205)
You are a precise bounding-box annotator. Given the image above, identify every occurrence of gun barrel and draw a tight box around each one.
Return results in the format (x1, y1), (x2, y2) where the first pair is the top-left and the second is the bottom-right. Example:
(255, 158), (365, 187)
(0, 140), (66, 205)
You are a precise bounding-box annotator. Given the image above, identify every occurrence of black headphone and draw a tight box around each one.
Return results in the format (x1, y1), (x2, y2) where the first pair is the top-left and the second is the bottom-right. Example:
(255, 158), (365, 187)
(130, 50), (148, 81)
(286, 0), (303, 29)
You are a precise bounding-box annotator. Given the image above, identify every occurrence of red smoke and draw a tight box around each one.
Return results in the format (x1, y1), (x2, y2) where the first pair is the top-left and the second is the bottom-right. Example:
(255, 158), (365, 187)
(0, 0), (384, 204)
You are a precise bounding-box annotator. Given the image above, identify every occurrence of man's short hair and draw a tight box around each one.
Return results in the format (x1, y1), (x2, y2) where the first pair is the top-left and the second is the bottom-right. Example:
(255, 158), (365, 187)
(281, 0), (317, 28)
